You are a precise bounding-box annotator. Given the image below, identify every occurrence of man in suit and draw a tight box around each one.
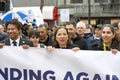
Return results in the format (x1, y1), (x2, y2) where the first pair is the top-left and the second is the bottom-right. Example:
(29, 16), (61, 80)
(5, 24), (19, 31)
(2, 19), (33, 47)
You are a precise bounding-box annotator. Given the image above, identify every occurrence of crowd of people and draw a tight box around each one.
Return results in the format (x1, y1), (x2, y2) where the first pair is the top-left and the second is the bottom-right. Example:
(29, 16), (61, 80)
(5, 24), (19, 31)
(0, 19), (120, 54)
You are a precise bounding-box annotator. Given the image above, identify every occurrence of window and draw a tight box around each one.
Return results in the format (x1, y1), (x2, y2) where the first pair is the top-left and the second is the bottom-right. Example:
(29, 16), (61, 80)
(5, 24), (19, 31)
(70, 0), (83, 3)
(95, 0), (109, 3)
(95, 0), (100, 3)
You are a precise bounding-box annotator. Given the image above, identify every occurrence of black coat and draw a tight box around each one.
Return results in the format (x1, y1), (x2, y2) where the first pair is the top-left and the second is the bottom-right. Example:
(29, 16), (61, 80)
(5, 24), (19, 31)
(2, 37), (33, 47)
(90, 39), (120, 51)
(39, 36), (52, 46)
(72, 35), (88, 50)
(0, 32), (8, 42)
(90, 39), (104, 50)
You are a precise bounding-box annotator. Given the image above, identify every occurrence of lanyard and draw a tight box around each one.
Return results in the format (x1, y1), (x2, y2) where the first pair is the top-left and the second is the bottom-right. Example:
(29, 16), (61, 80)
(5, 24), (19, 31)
(103, 42), (106, 51)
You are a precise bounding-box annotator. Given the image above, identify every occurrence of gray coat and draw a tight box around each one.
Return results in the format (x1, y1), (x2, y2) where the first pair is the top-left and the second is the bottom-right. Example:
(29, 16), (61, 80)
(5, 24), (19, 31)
(0, 32), (8, 42)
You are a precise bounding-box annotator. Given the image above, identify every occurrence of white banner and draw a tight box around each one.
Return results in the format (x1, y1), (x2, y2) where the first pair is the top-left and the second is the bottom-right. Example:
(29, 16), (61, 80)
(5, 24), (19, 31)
(0, 46), (120, 80)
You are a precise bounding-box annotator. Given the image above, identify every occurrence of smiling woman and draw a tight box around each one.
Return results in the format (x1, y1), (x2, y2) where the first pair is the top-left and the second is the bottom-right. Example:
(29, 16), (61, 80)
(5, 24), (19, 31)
(90, 24), (120, 53)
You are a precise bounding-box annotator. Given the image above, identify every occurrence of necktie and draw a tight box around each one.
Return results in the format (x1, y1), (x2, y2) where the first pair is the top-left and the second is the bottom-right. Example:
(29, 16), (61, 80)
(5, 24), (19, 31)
(12, 41), (17, 46)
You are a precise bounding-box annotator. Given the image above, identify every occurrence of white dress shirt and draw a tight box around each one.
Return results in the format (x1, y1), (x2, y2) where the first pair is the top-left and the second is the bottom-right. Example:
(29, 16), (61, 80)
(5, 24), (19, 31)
(10, 37), (20, 46)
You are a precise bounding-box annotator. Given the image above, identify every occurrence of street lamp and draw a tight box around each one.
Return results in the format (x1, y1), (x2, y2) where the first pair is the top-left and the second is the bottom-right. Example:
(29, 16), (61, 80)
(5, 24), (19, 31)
(88, 0), (91, 24)
(40, 0), (44, 12)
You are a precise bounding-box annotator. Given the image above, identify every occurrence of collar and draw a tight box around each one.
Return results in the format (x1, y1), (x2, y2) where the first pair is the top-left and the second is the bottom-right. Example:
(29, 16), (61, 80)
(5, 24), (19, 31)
(10, 37), (20, 46)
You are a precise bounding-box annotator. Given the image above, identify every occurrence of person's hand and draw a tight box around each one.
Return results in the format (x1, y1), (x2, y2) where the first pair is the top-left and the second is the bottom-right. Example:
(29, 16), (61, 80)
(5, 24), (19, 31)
(22, 44), (29, 49)
(72, 47), (80, 52)
(111, 49), (118, 54)
(0, 43), (4, 48)
(47, 46), (54, 51)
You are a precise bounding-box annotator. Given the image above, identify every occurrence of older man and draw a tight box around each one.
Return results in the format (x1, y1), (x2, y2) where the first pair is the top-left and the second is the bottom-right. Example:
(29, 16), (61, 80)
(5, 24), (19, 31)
(76, 21), (92, 49)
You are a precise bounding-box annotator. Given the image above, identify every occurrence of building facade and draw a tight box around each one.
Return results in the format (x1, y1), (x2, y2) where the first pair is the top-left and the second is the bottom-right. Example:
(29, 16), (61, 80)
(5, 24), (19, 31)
(57, 0), (120, 25)
(12, 0), (120, 25)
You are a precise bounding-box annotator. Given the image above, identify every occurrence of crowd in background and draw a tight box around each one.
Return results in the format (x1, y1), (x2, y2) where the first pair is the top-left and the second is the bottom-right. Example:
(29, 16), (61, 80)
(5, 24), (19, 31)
(0, 19), (120, 54)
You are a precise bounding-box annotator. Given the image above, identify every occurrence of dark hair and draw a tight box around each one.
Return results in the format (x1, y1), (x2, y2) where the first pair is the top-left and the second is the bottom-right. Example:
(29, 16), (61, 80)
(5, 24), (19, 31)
(52, 26), (72, 47)
(112, 21), (120, 43)
(102, 24), (119, 50)
(22, 24), (33, 36)
(28, 30), (40, 38)
(39, 24), (48, 28)
(47, 27), (52, 31)
(38, 24), (47, 30)
(65, 22), (76, 28)
(112, 21), (119, 28)
(112, 20), (120, 29)
(102, 24), (115, 34)
(94, 24), (103, 29)
(5, 19), (22, 31)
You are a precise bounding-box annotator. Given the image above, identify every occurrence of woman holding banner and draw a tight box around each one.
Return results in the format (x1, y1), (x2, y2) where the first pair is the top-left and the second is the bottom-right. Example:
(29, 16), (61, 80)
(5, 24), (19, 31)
(90, 24), (120, 54)
(51, 26), (80, 51)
